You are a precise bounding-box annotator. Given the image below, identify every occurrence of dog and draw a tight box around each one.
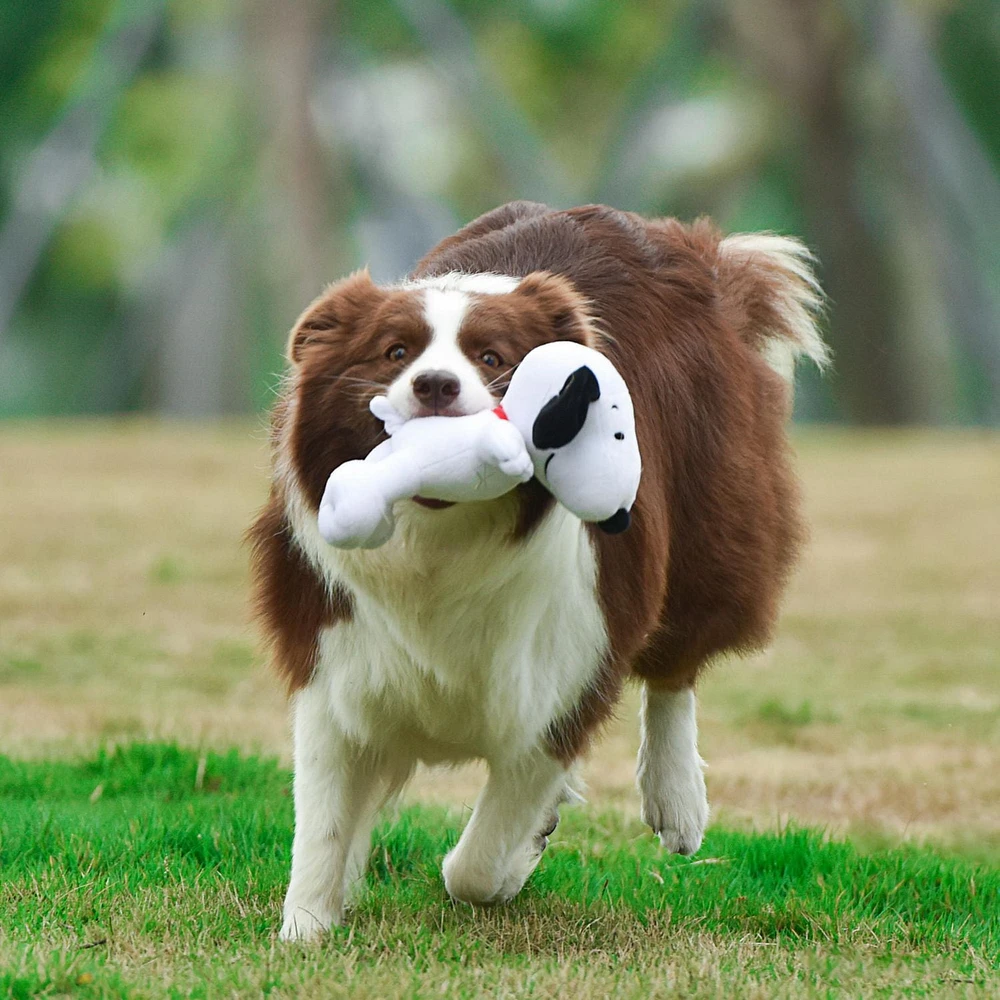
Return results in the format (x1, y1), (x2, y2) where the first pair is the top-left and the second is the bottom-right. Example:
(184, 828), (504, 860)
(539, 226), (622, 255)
(248, 201), (827, 941)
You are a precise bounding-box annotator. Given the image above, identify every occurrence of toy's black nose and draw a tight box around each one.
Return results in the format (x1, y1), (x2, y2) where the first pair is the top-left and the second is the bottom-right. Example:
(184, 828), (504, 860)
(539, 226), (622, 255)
(597, 508), (631, 534)
(412, 370), (460, 412)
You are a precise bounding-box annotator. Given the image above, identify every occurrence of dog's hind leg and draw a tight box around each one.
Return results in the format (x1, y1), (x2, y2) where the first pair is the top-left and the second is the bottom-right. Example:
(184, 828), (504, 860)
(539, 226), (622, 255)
(442, 750), (569, 905)
(636, 682), (709, 855)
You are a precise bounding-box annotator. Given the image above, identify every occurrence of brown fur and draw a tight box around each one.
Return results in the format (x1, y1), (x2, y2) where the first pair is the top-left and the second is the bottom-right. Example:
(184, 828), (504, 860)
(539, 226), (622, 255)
(250, 201), (811, 755)
(246, 491), (352, 695)
(413, 203), (807, 759)
(288, 271), (432, 509)
(246, 396), (354, 693)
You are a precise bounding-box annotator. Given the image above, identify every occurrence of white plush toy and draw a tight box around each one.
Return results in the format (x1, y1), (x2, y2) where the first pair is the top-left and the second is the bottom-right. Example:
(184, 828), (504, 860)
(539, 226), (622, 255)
(318, 341), (642, 549)
(317, 401), (534, 549)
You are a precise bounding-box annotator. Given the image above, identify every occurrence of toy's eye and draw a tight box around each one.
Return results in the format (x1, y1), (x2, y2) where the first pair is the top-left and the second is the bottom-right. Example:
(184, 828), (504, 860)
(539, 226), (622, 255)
(481, 351), (502, 368)
(615, 432), (625, 440)
(386, 344), (407, 362)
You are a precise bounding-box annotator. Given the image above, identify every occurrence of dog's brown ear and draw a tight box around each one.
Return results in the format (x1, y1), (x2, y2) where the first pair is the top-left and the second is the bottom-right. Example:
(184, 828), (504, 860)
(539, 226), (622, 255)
(512, 271), (595, 344)
(287, 269), (381, 365)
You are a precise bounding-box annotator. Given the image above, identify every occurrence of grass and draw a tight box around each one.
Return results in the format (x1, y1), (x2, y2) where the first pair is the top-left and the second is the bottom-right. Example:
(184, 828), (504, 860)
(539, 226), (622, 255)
(2, 744), (998, 999)
(1, 422), (999, 995)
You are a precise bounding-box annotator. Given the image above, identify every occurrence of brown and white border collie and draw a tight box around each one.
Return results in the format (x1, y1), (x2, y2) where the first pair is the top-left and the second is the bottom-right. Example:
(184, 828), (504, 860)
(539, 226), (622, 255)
(249, 202), (827, 941)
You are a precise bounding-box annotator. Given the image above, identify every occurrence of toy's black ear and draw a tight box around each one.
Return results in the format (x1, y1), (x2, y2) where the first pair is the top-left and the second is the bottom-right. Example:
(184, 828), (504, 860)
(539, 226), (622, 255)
(532, 366), (600, 449)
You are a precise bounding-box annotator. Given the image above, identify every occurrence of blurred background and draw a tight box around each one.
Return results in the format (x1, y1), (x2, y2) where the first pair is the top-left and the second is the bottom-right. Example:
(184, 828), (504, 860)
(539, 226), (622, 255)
(1, 0), (998, 425)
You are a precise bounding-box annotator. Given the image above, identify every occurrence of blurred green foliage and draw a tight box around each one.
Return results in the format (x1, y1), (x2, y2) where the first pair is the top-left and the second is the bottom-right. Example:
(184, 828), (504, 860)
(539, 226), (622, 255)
(1, 0), (997, 422)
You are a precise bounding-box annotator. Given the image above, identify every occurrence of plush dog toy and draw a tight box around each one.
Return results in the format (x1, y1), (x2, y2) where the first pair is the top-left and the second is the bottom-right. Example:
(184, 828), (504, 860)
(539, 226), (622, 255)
(499, 341), (641, 533)
(318, 341), (641, 549)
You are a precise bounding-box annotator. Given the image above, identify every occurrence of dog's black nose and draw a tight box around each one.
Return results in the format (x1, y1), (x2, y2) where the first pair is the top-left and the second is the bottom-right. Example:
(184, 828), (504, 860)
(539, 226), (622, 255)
(412, 370), (460, 412)
(597, 508), (631, 534)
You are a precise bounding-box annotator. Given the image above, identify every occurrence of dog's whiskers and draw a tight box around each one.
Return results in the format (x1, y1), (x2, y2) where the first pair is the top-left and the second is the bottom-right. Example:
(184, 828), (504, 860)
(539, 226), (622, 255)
(485, 366), (517, 392)
(319, 374), (392, 391)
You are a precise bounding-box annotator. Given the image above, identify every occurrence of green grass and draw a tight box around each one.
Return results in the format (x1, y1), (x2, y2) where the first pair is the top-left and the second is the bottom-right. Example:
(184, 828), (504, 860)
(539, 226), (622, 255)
(2, 745), (998, 998)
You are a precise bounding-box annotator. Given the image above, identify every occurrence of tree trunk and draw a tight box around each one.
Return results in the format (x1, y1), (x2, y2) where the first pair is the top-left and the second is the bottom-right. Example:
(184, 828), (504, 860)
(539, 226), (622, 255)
(245, 0), (335, 316)
(724, 0), (928, 423)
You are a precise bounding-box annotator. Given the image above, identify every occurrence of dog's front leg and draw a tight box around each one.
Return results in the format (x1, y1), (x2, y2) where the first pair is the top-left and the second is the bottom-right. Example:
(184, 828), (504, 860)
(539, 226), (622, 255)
(636, 683), (709, 855)
(280, 682), (379, 942)
(443, 749), (569, 906)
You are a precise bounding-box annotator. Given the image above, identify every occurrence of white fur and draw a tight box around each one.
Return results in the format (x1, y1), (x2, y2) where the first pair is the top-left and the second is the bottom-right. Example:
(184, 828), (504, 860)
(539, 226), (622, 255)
(407, 271), (521, 296)
(286, 482), (606, 761)
(279, 424), (608, 937)
(443, 749), (569, 905)
(636, 685), (709, 855)
(719, 232), (829, 382)
(280, 684), (411, 939)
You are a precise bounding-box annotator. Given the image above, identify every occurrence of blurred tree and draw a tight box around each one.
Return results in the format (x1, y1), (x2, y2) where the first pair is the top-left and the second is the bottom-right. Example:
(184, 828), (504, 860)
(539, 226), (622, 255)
(246, 0), (337, 311)
(724, 0), (927, 423)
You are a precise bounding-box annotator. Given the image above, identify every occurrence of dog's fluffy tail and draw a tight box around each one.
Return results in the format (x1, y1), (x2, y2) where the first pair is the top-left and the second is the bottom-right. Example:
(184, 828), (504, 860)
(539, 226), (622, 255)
(716, 232), (830, 384)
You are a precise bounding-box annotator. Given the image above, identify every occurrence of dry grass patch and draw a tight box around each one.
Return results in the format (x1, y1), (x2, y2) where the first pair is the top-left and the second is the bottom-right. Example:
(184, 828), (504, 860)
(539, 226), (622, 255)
(1, 421), (997, 856)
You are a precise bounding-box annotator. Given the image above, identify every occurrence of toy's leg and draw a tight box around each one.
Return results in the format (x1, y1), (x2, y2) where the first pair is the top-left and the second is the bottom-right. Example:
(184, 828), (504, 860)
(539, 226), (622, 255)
(442, 750), (569, 905)
(478, 421), (534, 481)
(318, 464), (397, 549)
(636, 683), (709, 855)
(280, 683), (386, 941)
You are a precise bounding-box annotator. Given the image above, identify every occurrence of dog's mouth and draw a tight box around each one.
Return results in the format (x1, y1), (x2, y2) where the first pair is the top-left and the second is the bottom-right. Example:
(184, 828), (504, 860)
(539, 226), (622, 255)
(410, 404), (466, 420)
(412, 496), (455, 510)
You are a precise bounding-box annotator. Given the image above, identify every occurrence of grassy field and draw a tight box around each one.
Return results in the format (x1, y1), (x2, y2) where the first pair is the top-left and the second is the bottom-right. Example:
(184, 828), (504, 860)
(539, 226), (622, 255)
(1, 421), (999, 996)
(2, 744), (998, 998)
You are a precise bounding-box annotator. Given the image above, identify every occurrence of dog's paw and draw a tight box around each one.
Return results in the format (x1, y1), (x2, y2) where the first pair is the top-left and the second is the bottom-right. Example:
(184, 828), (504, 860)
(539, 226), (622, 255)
(494, 830), (551, 903)
(279, 904), (336, 943)
(638, 760), (709, 856)
(442, 846), (504, 905)
(341, 870), (368, 911)
(443, 838), (544, 906)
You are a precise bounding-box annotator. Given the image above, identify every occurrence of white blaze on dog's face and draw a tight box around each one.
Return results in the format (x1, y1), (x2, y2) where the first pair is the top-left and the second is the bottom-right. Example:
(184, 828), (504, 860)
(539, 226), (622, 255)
(384, 271), (596, 421)
(384, 285), (496, 419)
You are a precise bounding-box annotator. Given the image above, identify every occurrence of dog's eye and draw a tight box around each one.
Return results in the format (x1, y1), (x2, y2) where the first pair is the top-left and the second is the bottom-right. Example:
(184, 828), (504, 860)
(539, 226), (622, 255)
(481, 351), (502, 368)
(386, 344), (407, 362)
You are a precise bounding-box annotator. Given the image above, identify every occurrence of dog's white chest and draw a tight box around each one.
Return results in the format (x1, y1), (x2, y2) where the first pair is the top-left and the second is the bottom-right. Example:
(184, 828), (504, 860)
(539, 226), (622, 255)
(294, 496), (608, 764)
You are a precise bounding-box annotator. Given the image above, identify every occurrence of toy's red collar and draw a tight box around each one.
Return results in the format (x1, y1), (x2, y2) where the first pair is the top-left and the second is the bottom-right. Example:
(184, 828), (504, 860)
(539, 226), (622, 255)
(493, 404), (508, 421)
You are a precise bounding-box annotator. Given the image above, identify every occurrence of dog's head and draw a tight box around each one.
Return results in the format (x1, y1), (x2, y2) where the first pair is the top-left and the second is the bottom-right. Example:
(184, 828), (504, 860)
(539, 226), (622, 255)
(283, 270), (596, 507)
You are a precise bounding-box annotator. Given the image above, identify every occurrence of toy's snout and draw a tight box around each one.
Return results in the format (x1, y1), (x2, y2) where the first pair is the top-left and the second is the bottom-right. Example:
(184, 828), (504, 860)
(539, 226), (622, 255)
(531, 366), (601, 449)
